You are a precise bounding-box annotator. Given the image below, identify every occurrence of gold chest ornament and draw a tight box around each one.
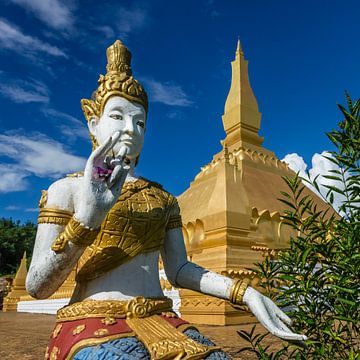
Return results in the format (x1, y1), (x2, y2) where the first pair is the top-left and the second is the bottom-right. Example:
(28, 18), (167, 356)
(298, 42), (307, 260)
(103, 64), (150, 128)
(76, 178), (181, 281)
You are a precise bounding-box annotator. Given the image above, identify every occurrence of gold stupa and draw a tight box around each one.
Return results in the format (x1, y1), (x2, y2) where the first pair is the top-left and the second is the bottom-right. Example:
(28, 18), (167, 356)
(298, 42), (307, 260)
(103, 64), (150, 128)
(177, 40), (328, 325)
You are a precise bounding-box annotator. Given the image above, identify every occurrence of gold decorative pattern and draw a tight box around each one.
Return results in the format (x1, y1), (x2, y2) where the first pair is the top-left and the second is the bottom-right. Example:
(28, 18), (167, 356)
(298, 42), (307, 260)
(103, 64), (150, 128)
(44, 346), (49, 360)
(94, 328), (109, 336)
(76, 178), (180, 281)
(81, 40), (148, 150)
(56, 297), (173, 322)
(126, 314), (217, 360)
(50, 346), (59, 360)
(72, 324), (86, 335)
(166, 215), (183, 231)
(38, 208), (72, 226)
(52, 324), (63, 338)
(181, 297), (224, 308)
(101, 316), (117, 325)
(229, 278), (250, 306)
(51, 217), (99, 252)
(39, 190), (48, 208)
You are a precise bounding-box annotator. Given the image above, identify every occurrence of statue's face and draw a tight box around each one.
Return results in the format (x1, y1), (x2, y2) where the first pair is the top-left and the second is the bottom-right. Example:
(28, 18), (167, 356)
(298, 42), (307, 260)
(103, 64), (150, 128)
(88, 96), (146, 159)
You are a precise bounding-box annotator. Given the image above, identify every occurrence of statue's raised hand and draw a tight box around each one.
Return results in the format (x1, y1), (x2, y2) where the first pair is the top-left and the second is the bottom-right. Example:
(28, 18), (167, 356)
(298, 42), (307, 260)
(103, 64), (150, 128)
(243, 287), (307, 344)
(75, 131), (130, 228)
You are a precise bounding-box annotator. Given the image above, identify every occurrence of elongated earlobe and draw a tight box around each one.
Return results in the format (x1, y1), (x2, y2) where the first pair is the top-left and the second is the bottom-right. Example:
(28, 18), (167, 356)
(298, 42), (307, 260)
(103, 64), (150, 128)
(88, 117), (99, 137)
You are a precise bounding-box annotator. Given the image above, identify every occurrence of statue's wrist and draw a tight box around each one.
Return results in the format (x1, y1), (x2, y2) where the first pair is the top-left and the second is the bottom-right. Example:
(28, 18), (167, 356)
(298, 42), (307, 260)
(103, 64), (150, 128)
(229, 278), (250, 306)
(51, 216), (100, 252)
(74, 208), (106, 229)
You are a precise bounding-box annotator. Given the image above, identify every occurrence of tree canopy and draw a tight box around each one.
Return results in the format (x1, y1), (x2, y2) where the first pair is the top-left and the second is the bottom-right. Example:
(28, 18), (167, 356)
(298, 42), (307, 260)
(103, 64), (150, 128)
(0, 218), (36, 276)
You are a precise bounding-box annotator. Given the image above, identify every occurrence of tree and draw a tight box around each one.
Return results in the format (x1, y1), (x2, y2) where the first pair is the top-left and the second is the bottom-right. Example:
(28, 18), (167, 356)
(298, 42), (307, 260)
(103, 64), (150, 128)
(238, 93), (360, 359)
(0, 218), (37, 276)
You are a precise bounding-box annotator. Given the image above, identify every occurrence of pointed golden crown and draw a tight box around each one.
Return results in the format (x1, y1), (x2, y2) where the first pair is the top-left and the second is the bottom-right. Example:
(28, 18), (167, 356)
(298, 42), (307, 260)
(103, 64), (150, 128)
(81, 40), (148, 123)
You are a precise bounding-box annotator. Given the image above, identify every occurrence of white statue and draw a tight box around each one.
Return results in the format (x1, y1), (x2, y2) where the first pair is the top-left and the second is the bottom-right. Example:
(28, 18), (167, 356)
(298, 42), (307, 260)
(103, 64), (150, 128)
(27, 40), (306, 360)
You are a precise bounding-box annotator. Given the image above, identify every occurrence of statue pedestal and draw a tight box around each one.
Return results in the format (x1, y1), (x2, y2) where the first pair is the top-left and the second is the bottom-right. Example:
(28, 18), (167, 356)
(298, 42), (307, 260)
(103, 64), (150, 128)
(180, 289), (255, 325)
(17, 298), (70, 314)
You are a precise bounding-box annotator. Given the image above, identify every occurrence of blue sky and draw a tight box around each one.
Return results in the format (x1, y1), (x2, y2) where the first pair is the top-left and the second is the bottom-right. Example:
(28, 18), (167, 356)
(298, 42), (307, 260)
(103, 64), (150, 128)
(0, 0), (359, 223)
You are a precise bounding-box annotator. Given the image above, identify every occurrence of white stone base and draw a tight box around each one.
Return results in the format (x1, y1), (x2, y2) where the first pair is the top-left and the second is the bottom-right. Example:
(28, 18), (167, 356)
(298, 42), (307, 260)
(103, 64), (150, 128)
(17, 298), (70, 314)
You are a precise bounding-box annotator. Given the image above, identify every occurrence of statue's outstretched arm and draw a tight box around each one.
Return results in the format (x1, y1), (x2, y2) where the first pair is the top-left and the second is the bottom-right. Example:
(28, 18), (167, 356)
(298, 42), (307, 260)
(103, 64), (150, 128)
(161, 227), (307, 343)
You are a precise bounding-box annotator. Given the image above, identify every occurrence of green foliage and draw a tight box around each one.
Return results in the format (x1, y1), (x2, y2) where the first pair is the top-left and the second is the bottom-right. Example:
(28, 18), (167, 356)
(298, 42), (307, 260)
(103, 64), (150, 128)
(239, 93), (360, 359)
(0, 218), (37, 276)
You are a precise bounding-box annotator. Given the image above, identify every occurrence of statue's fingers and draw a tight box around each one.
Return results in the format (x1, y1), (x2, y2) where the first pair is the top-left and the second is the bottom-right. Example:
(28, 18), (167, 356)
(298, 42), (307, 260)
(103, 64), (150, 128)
(271, 329), (307, 342)
(264, 297), (292, 326)
(107, 164), (129, 189)
(95, 131), (121, 158)
(110, 146), (128, 168)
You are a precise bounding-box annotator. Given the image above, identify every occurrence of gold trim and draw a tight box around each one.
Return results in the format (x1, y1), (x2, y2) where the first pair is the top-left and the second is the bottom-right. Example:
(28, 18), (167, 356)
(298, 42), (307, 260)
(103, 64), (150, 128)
(166, 216), (183, 231)
(57, 297), (173, 322)
(51, 217), (99, 252)
(38, 208), (72, 226)
(65, 332), (136, 360)
(39, 190), (48, 208)
(126, 314), (218, 360)
(52, 324), (63, 338)
(230, 278), (250, 306)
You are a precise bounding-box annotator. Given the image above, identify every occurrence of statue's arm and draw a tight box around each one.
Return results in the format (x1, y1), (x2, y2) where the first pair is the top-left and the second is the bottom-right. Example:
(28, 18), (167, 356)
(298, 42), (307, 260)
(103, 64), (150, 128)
(161, 227), (307, 342)
(26, 178), (87, 299)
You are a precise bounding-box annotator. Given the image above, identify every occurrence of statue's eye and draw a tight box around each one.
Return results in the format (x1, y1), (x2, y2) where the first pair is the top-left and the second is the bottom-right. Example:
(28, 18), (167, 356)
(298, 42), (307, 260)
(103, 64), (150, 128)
(109, 113), (123, 120)
(136, 120), (145, 128)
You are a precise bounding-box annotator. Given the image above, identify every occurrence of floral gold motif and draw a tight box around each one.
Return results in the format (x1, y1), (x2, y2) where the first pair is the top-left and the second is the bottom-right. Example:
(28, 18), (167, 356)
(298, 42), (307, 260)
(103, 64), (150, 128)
(52, 324), (62, 338)
(50, 346), (59, 360)
(94, 328), (109, 336)
(101, 316), (117, 325)
(44, 346), (49, 360)
(72, 324), (86, 335)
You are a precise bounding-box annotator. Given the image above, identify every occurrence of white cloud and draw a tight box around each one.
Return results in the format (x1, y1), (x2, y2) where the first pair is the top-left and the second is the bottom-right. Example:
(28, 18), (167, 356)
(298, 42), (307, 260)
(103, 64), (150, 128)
(0, 18), (67, 58)
(0, 133), (86, 193)
(95, 25), (115, 39)
(282, 152), (345, 212)
(0, 79), (50, 103)
(8, 0), (75, 31)
(116, 6), (147, 38)
(142, 78), (193, 107)
(0, 164), (29, 193)
(42, 108), (89, 140)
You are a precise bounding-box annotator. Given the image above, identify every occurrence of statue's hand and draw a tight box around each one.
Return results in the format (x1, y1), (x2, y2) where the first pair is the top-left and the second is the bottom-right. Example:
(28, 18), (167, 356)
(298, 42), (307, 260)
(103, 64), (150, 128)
(75, 131), (130, 228)
(243, 287), (307, 343)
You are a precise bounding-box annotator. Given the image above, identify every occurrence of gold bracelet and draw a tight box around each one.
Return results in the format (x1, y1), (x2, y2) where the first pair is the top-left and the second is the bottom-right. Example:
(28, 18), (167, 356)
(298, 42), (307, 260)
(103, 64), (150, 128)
(51, 217), (99, 252)
(229, 278), (250, 306)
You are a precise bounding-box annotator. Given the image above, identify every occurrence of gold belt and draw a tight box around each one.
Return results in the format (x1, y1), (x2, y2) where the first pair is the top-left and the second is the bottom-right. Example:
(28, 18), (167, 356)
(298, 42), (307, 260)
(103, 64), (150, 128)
(56, 296), (173, 322)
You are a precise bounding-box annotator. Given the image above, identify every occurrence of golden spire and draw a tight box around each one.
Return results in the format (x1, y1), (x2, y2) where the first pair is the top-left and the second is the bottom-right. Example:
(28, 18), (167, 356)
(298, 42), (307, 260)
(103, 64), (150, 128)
(12, 251), (27, 289)
(222, 39), (263, 149)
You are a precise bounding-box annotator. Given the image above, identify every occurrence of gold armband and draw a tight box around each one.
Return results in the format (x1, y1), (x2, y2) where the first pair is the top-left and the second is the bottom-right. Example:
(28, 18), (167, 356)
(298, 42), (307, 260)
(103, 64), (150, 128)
(166, 215), (182, 231)
(229, 278), (250, 306)
(51, 217), (99, 253)
(38, 208), (72, 226)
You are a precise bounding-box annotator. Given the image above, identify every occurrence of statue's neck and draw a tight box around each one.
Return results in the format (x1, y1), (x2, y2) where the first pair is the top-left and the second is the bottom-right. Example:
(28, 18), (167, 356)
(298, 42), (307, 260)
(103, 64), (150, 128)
(126, 159), (137, 181)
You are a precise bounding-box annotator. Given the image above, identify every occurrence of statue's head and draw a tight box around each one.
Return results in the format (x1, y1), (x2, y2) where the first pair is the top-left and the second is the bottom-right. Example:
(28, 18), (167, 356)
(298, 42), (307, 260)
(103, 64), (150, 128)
(81, 40), (148, 161)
